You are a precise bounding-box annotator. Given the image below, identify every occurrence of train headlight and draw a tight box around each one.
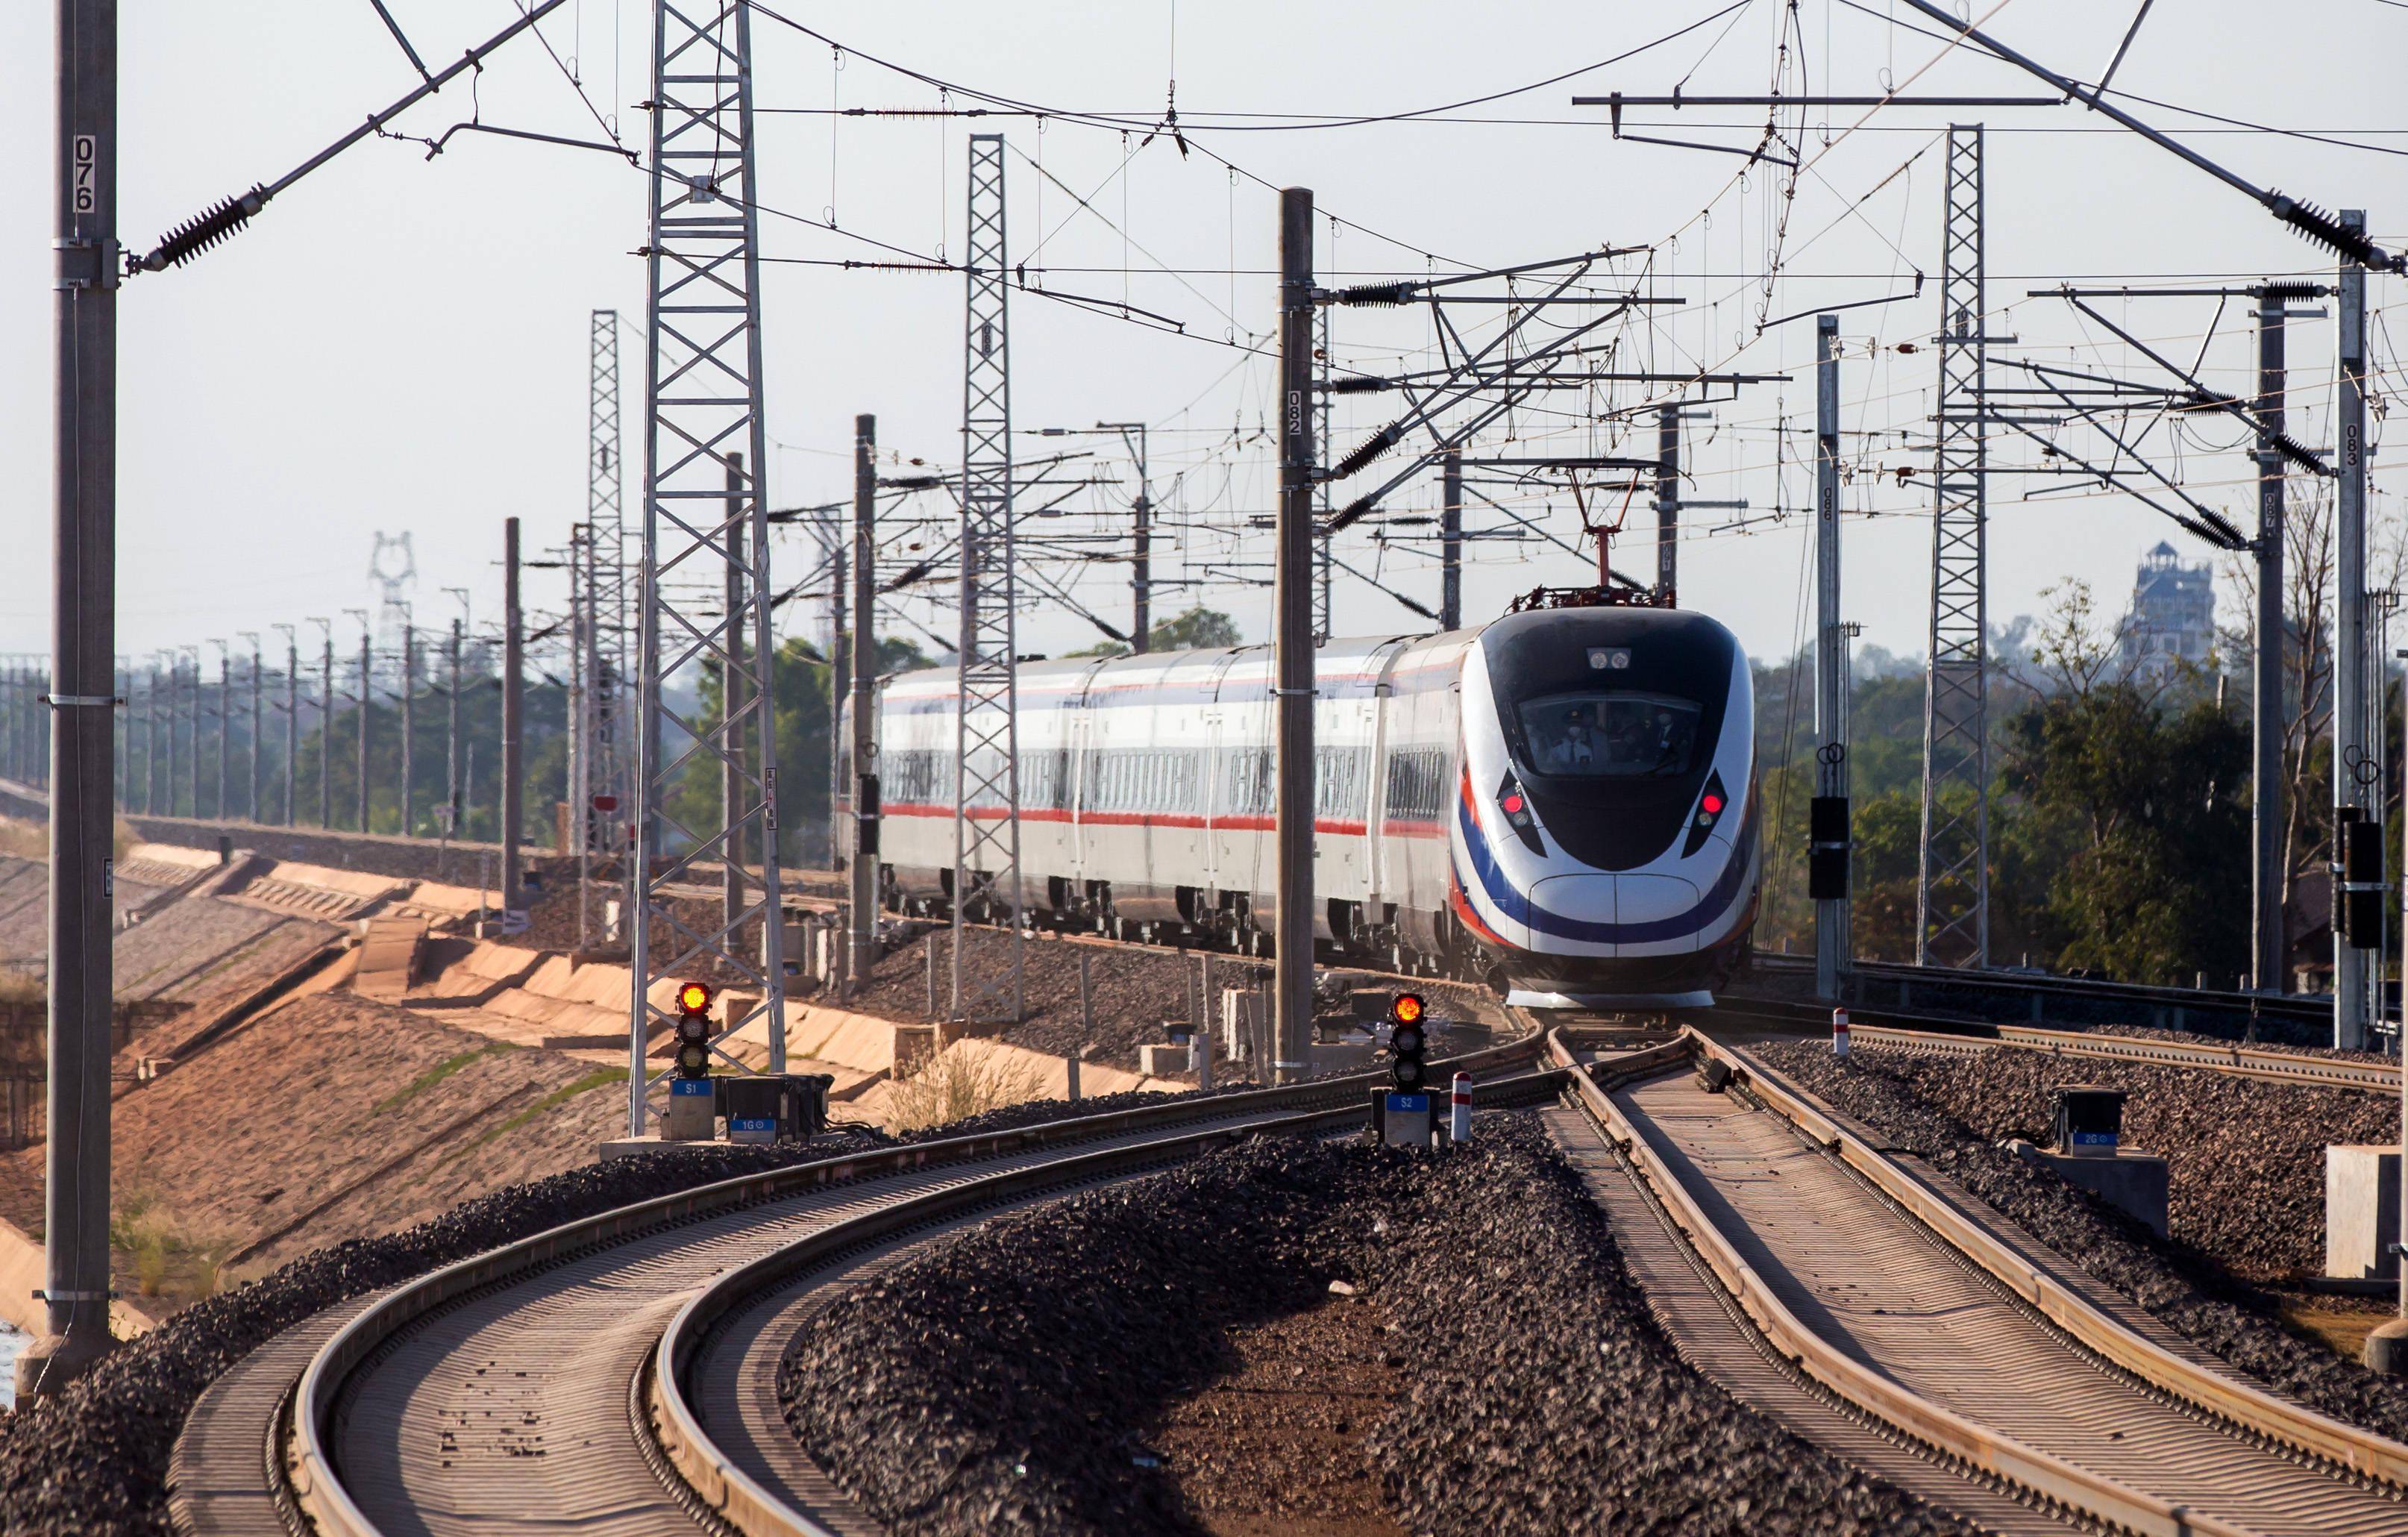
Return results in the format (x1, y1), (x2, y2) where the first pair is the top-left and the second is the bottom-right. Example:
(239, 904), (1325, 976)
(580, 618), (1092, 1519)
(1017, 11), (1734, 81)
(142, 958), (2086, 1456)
(1495, 774), (1544, 854)
(1682, 772), (1731, 857)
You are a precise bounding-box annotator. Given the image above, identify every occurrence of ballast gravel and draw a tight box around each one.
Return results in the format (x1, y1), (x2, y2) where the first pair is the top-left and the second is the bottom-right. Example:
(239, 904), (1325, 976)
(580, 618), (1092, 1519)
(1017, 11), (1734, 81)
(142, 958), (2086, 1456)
(780, 1118), (1975, 1536)
(1758, 1041), (2408, 1446)
(1797, 1039), (2392, 1280)
(0, 1130), (884, 1537)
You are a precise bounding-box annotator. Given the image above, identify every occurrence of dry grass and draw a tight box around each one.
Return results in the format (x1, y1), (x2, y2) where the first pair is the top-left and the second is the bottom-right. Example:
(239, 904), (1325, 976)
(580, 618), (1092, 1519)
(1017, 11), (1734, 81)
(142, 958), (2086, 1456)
(884, 1045), (1048, 1133)
(110, 1183), (241, 1304)
(0, 816), (137, 861)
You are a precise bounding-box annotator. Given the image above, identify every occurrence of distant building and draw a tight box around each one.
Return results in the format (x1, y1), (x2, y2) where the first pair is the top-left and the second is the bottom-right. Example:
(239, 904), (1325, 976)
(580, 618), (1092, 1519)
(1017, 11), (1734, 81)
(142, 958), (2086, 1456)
(2120, 542), (2216, 681)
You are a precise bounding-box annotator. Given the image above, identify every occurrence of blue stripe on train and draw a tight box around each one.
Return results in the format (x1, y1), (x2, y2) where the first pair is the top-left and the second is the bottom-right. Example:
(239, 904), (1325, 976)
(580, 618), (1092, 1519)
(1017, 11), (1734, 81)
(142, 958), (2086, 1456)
(1452, 787), (1755, 945)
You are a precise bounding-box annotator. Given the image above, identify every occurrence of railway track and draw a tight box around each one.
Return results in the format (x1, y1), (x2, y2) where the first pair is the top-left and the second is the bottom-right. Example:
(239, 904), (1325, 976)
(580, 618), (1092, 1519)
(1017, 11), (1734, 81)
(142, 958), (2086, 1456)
(173, 1039), (1550, 1537)
(1549, 1024), (2408, 1534)
(1713, 995), (2399, 1095)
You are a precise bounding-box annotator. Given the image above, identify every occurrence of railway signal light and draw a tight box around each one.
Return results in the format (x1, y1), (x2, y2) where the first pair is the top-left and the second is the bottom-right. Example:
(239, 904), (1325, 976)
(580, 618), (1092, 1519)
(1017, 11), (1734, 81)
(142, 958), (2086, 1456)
(1389, 992), (1429, 1092)
(674, 980), (713, 1080)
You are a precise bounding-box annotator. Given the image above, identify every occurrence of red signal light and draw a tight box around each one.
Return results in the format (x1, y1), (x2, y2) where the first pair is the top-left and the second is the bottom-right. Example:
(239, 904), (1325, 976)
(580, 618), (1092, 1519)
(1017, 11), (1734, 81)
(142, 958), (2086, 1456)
(677, 980), (712, 1015)
(1391, 992), (1426, 1025)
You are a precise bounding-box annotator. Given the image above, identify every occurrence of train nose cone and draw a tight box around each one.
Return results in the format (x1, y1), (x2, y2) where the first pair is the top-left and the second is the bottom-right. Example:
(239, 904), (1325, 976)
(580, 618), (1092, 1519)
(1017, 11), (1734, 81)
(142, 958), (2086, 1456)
(1531, 875), (1617, 955)
(1615, 874), (1702, 952)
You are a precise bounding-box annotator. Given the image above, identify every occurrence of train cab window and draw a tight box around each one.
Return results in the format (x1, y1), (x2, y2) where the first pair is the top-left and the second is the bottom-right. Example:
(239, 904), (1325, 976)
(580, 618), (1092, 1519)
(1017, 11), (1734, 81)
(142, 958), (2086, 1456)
(1517, 692), (1702, 777)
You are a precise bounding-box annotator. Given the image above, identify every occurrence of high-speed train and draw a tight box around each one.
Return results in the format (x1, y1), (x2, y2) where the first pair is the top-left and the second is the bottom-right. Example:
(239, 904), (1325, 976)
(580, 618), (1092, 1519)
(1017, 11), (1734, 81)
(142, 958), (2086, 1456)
(861, 604), (1758, 1005)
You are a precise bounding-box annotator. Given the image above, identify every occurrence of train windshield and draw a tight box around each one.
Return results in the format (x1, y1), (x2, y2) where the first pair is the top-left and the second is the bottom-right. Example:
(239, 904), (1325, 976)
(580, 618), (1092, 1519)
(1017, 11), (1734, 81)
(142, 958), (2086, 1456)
(1516, 692), (1702, 778)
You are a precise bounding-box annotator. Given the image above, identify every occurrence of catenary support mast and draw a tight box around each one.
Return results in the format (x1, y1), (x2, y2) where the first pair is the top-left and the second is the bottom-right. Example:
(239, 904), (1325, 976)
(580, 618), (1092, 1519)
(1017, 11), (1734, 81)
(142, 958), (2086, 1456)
(630, 0), (787, 1136)
(1916, 125), (1992, 968)
(952, 132), (1024, 1025)
(1814, 316), (1852, 1002)
(22, 0), (119, 1400)
(1274, 187), (1316, 1081)
(2252, 294), (2289, 994)
(849, 413), (878, 992)
(2334, 210), (2374, 1048)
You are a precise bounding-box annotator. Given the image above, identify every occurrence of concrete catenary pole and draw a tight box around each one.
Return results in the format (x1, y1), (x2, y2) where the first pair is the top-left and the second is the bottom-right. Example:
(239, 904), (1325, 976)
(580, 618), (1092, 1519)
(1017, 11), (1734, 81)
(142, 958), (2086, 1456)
(1440, 449), (1463, 630)
(142, 660), (157, 813)
(723, 453), (746, 929)
(448, 615), (463, 833)
(503, 516), (524, 910)
(181, 645), (198, 816)
(278, 624), (296, 824)
(2252, 293), (2287, 994)
(211, 640), (228, 818)
(401, 619), (416, 837)
(351, 615), (371, 832)
(2334, 211), (2372, 1050)
(827, 483), (847, 877)
(21, 0), (120, 1400)
(1273, 187), (1316, 1083)
(313, 619), (332, 828)
(850, 413), (878, 992)
(1813, 315), (1851, 1003)
(1655, 402), (1680, 601)
(242, 632), (261, 820)
(1109, 422), (1151, 651)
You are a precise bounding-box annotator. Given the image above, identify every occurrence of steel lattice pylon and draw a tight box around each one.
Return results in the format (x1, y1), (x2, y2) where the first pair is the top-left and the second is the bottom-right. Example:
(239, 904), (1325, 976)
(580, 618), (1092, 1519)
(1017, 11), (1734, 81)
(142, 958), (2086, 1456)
(952, 134), (1024, 1025)
(1916, 125), (1990, 968)
(628, 0), (786, 1136)
(581, 310), (628, 948)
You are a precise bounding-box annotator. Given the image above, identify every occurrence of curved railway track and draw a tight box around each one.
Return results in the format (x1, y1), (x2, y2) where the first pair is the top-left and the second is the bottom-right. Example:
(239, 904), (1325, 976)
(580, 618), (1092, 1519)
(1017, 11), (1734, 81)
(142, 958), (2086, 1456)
(174, 1004), (2407, 1537)
(1550, 1025), (2408, 1534)
(175, 1040), (1548, 1537)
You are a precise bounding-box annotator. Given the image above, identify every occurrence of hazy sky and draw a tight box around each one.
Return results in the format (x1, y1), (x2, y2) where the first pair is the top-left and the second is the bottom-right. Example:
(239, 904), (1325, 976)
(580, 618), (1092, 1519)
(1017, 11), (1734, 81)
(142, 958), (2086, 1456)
(3, 0), (2404, 678)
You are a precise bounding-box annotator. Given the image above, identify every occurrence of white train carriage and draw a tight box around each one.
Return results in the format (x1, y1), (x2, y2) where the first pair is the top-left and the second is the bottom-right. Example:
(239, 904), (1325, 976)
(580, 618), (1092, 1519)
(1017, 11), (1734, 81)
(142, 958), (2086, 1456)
(859, 604), (1758, 1003)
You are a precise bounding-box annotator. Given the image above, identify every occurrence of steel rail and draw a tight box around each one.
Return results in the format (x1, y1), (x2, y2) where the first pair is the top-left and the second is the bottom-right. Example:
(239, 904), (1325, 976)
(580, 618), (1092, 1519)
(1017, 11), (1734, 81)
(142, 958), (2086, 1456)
(1848, 1018), (2396, 1095)
(1550, 1030), (2263, 1536)
(1685, 1029), (2408, 1492)
(1710, 992), (2392, 1092)
(645, 1064), (1574, 1535)
(282, 1036), (1547, 1536)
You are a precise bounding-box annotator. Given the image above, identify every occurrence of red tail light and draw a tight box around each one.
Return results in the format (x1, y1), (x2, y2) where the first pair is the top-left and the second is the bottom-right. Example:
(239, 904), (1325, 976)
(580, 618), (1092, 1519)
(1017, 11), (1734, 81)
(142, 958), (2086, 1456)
(1701, 792), (1725, 816)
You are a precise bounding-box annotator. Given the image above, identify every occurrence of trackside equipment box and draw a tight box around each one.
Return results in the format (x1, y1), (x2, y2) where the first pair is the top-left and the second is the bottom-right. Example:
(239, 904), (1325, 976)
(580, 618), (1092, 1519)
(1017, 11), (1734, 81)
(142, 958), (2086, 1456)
(664, 1077), (715, 1142)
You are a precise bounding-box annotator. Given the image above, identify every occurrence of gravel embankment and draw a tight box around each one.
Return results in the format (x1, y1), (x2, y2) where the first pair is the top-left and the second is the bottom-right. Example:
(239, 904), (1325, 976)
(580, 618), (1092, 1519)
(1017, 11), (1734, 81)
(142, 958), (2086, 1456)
(1757, 1042), (2408, 1445)
(781, 1120), (1975, 1536)
(0, 1130), (883, 1537)
(1809, 1042), (2392, 1280)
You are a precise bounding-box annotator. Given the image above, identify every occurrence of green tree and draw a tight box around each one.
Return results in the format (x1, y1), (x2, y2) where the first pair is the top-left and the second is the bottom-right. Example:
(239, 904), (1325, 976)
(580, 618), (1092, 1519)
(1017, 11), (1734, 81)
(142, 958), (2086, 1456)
(1067, 605), (1242, 657)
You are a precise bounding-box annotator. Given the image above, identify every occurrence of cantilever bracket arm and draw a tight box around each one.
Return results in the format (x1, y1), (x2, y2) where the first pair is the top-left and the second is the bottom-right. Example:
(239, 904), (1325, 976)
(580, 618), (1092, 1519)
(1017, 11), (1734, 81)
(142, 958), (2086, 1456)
(2056, 292), (2333, 476)
(1892, 0), (2401, 271)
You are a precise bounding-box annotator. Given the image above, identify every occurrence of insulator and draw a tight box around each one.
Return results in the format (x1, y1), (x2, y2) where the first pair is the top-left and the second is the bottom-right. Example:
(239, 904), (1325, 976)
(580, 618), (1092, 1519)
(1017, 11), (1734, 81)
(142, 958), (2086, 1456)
(1335, 494), (1377, 526)
(1331, 375), (1394, 394)
(2267, 428), (2330, 474)
(1336, 281), (1414, 307)
(2269, 194), (2382, 268)
(2257, 280), (2325, 303)
(1332, 425), (1402, 480)
(141, 185), (267, 272)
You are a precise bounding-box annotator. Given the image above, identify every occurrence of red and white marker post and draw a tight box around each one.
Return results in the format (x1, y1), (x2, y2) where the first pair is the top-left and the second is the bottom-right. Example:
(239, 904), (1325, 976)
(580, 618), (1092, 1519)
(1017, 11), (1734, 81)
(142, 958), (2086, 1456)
(1832, 1007), (1851, 1057)
(1449, 1072), (1473, 1142)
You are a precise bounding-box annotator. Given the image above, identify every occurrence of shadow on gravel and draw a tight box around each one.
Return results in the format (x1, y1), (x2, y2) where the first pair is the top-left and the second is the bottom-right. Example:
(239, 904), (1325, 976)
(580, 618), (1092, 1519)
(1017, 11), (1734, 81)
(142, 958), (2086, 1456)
(782, 1118), (1978, 1537)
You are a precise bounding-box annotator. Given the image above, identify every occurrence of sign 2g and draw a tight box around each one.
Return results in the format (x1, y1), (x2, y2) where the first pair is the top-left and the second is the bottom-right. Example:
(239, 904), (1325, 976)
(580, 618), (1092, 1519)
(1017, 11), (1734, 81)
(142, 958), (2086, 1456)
(72, 135), (98, 216)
